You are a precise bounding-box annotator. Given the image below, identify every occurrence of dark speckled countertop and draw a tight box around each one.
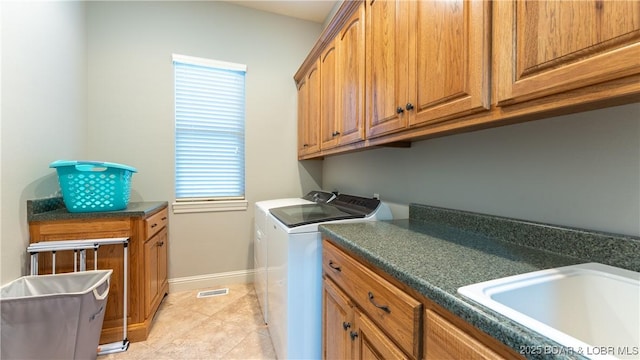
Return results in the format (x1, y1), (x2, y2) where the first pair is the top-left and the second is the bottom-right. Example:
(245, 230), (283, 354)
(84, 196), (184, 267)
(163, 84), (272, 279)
(319, 204), (640, 360)
(27, 197), (168, 222)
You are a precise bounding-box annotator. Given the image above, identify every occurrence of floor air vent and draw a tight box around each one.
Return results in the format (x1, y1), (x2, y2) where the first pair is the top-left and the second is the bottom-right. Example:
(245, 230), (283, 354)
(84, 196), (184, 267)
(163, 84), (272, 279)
(197, 288), (229, 298)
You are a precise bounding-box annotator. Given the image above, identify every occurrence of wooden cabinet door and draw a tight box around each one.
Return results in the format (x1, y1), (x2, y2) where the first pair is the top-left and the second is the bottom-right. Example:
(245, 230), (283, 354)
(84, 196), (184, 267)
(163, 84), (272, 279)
(337, 2), (366, 146)
(366, 0), (411, 138)
(298, 60), (321, 156)
(307, 62), (321, 154)
(144, 226), (168, 317)
(321, 41), (339, 150)
(354, 309), (409, 360)
(494, 0), (640, 106)
(157, 227), (168, 296)
(410, 0), (491, 126)
(425, 310), (503, 360)
(297, 76), (309, 155)
(144, 233), (160, 318)
(323, 278), (354, 360)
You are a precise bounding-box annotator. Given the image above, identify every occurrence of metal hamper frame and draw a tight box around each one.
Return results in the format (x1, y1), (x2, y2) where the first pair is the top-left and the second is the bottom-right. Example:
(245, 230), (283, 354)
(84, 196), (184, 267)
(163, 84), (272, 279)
(27, 237), (131, 355)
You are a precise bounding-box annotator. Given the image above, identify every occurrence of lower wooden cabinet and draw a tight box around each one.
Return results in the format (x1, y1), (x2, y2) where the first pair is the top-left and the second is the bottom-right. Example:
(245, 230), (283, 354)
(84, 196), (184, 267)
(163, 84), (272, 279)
(322, 239), (524, 360)
(323, 277), (409, 360)
(425, 309), (503, 360)
(144, 226), (168, 318)
(28, 203), (169, 344)
(323, 240), (422, 359)
(354, 305), (409, 360)
(323, 277), (354, 359)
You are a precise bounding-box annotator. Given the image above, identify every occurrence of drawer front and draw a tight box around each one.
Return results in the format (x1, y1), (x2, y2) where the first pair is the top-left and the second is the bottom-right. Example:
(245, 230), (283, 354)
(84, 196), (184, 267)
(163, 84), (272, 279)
(146, 207), (168, 238)
(36, 218), (131, 238)
(323, 240), (422, 358)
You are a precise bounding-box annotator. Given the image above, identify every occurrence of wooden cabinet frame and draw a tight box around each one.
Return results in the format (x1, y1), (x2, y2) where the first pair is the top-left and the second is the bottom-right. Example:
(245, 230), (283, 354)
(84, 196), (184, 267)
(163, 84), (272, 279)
(28, 205), (169, 344)
(323, 240), (422, 359)
(323, 238), (525, 360)
(298, 60), (322, 156)
(494, 0), (640, 106)
(295, 0), (640, 160)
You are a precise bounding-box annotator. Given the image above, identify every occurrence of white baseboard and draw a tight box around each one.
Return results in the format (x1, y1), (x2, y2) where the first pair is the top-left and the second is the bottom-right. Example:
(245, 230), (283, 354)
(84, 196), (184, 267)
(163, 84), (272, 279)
(168, 269), (255, 293)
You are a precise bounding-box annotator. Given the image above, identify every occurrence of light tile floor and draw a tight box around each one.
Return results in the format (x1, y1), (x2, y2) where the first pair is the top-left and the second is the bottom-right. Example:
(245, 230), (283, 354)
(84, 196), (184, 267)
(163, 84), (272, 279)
(98, 283), (276, 360)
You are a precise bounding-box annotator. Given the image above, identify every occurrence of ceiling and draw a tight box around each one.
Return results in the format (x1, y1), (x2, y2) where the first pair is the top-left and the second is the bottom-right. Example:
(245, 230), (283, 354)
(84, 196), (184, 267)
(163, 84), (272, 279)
(228, 0), (338, 24)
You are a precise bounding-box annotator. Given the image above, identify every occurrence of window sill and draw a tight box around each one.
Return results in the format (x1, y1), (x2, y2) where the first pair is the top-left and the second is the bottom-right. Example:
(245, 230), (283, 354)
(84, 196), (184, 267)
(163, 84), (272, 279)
(172, 200), (248, 214)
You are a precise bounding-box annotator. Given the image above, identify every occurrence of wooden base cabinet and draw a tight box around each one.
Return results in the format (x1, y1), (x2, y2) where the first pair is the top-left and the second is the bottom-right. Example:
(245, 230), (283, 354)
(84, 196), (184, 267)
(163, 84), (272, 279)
(323, 277), (354, 360)
(323, 239), (524, 360)
(354, 306), (409, 360)
(425, 310), (503, 360)
(28, 204), (169, 344)
(323, 277), (409, 360)
(143, 208), (169, 318)
(323, 240), (422, 359)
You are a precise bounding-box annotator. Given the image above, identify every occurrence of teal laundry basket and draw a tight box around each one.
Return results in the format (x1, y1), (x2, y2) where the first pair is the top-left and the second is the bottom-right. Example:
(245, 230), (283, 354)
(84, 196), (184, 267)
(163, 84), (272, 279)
(50, 160), (137, 213)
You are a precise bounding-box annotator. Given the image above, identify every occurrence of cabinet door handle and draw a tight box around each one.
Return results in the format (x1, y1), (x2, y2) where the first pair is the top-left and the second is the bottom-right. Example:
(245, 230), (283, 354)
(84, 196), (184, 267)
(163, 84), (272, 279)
(157, 241), (164, 247)
(342, 321), (351, 330)
(161, 217), (167, 221)
(396, 106), (404, 114)
(405, 103), (414, 111)
(332, 131), (341, 137)
(350, 330), (358, 340)
(151, 223), (158, 228)
(328, 260), (341, 272)
(368, 291), (391, 313)
(303, 144), (309, 148)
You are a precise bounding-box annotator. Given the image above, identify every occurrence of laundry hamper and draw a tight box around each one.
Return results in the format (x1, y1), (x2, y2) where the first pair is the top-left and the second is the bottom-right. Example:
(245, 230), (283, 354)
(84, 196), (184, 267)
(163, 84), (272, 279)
(0, 270), (112, 360)
(50, 160), (137, 213)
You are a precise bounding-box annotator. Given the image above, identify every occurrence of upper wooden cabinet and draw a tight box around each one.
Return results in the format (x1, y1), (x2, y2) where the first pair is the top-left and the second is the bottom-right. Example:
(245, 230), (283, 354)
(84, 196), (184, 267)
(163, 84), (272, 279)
(297, 59), (321, 156)
(320, 41), (339, 150)
(494, 0), (640, 105)
(296, 0), (639, 159)
(366, 0), (491, 138)
(321, 3), (366, 152)
(336, 3), (366, 146)
(365, 0), (410, 138)
(410, 0), (491, 127)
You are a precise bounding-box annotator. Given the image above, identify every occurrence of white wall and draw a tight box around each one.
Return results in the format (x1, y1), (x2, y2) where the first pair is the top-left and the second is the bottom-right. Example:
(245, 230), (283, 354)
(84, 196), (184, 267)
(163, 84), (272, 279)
(323, 103), (640, 237)
(85, 1), (322, 281)
(1, 1), (87, 284)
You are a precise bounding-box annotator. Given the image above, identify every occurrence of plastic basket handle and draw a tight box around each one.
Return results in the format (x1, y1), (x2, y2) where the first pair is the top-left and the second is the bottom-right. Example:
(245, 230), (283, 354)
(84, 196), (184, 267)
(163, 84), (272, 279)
(76, 162), (109, 172)
(93, 278), (110, 300)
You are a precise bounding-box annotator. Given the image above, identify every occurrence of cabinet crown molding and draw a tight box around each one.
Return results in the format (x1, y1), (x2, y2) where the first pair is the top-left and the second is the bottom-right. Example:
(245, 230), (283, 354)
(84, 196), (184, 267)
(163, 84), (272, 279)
(294, 0), (362, 85)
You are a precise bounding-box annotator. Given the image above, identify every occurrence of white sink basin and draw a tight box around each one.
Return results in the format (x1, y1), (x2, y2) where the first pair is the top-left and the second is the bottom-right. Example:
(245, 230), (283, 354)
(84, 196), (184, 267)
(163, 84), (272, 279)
(458, 263), (640, 359)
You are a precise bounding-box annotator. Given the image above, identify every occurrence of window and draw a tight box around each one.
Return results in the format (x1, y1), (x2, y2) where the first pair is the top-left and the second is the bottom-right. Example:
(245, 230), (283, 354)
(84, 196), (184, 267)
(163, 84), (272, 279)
(172, 54), (247, 213)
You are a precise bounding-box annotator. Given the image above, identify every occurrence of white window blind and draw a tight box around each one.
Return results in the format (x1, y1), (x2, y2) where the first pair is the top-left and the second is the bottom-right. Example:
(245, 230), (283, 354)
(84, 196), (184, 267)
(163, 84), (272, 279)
(173, 54), (246, 204)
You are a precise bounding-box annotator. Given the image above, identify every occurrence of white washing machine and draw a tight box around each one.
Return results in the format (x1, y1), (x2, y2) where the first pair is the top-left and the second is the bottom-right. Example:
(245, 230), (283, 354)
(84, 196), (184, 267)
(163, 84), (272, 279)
(253, 191), (335, 324)
(266, 194), (393, 360)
